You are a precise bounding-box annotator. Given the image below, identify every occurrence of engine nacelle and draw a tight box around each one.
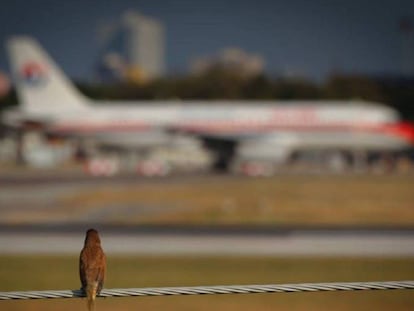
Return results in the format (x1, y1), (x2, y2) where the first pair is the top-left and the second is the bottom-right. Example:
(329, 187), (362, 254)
(236, 133), (298, 162)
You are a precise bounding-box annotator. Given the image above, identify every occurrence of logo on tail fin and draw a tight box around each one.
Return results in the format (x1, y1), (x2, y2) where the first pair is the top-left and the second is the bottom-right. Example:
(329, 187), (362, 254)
(20, 62), (48, 86)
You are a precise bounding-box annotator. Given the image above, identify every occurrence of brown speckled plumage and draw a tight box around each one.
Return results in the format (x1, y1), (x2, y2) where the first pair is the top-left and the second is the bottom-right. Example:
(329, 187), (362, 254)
(79, 229), (106, 311)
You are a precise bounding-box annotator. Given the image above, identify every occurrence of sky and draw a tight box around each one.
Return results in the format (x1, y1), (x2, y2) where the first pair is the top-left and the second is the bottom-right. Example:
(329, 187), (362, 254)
(0, 0), (413, 82)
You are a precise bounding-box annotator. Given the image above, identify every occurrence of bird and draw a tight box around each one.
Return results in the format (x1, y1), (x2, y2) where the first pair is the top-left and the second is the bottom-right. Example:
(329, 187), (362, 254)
(79, 228), (106, 311)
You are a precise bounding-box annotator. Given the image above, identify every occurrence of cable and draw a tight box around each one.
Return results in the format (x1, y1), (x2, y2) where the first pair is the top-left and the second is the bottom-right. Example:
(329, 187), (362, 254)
(1, 280), (413, 300)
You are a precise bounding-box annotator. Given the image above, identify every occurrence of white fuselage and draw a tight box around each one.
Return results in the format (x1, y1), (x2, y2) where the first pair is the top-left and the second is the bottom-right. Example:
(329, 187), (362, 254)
(47, 101), (398, 134)
(35, 100), (407, 152)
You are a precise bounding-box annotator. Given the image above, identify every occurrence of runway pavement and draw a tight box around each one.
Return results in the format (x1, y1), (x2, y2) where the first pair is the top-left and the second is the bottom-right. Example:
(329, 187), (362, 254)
(1, 173), (413, 257)
(1, 227), (413, 257)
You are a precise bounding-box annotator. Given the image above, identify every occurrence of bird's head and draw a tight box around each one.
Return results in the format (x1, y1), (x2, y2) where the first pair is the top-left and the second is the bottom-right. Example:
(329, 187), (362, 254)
(84, 228), (101, 245)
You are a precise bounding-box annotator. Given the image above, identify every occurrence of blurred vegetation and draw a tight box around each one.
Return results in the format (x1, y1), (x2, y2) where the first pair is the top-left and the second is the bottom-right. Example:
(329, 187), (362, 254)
(1, 70), (413, 120)
(0, 88), (17, 110)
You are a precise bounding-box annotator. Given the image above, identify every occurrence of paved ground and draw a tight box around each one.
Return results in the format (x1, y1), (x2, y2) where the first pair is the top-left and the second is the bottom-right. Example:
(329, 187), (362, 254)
(1, 229), (413, 257)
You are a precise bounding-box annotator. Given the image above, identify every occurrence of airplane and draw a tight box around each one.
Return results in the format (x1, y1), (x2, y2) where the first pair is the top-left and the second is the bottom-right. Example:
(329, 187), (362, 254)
(2, 36), (414, 174)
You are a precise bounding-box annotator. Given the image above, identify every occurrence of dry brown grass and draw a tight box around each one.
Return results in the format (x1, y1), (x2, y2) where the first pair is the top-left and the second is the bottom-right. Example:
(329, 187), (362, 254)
(60, 174), (414, 226)
(0, 255), (413, 311)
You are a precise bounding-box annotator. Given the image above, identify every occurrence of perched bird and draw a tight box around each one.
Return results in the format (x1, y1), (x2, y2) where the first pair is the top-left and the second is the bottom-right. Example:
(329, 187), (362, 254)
(79, 229), (106, 311)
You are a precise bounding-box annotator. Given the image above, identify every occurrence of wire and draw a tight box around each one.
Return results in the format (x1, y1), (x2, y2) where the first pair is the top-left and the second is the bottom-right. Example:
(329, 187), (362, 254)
(1, 280), (413, 300)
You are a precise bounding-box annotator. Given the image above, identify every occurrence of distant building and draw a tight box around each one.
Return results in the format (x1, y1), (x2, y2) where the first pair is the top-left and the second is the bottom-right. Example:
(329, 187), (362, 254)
(97, 10), (166, 83)
(123, 11), (165, 81)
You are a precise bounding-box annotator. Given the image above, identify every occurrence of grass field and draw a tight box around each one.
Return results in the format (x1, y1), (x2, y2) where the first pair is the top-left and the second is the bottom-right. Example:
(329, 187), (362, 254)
(0, 255), (413, 310)
(3, 174), (413, 226)
(61, 174), (414, 226)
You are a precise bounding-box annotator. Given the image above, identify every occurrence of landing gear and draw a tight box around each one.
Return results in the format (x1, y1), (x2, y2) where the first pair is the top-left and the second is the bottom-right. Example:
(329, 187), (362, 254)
(203, 139), (236, 173)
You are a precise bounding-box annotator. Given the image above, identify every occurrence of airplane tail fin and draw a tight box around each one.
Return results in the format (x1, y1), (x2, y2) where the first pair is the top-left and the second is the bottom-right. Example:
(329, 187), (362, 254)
(6, 36), (90, 114)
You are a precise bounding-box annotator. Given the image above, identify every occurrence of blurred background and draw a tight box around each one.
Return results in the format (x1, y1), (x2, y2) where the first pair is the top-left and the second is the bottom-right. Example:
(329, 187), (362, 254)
(0, 1), (414, 310)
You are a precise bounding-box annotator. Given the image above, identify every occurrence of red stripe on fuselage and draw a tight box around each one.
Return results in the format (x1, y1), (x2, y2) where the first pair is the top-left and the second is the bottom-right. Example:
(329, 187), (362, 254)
(49, 120), (414, 145)
(52, 122), (152, 133)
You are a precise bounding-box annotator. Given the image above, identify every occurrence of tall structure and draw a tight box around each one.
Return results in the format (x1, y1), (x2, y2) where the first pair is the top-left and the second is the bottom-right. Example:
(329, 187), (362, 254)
(123, 11), (165, 81)
(97, 10), (166, 83)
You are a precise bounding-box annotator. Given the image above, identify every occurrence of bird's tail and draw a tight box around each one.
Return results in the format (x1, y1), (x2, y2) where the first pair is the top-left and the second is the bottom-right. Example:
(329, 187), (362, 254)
(86, 283), (98, 311)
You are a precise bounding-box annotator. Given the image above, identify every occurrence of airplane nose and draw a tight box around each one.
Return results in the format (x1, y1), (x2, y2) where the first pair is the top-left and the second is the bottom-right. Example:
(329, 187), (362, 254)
(385, 122), (414, 144)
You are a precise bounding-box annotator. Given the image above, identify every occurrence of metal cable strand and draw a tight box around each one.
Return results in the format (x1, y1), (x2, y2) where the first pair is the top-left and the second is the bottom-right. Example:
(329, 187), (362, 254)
(1, 280), (413, 300)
